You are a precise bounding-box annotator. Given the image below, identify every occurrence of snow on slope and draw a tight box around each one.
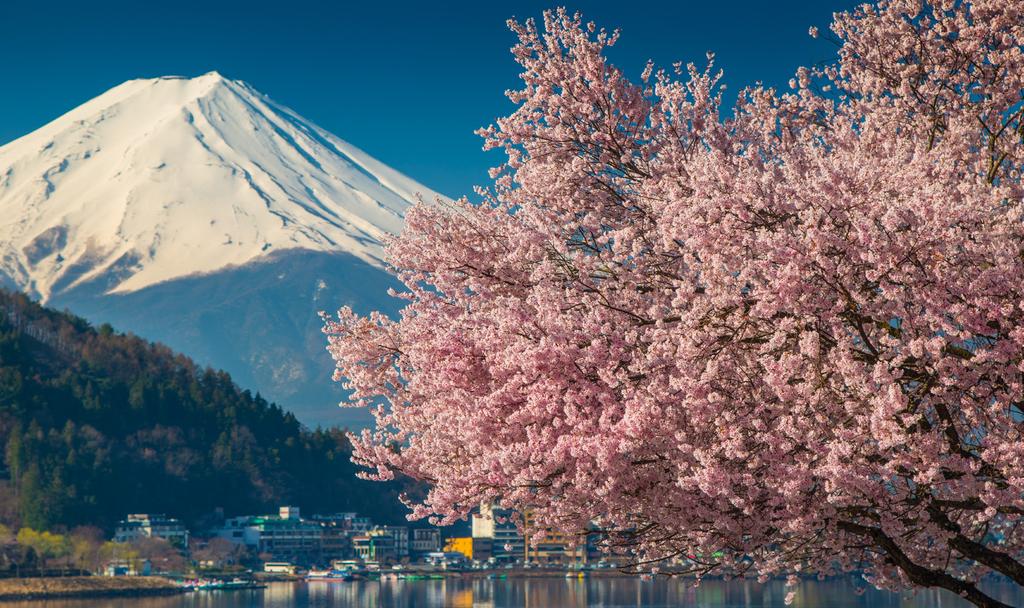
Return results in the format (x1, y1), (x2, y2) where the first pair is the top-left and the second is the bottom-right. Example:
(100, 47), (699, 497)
(0, 71), (442, 301)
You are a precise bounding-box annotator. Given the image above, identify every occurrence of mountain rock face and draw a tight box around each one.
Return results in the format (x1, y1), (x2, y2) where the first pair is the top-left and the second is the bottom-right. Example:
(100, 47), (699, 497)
(0, 72), (438, 427)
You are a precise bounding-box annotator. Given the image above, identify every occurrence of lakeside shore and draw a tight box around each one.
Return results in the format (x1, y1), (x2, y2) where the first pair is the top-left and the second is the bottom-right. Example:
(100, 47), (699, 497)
(256, 567), (645, 583)
(0, 577), (185, 601)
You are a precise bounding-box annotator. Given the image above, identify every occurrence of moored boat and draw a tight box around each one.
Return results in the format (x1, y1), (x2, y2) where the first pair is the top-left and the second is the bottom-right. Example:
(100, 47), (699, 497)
(306, 569), (354, 582)
(181, 578), (266, 591)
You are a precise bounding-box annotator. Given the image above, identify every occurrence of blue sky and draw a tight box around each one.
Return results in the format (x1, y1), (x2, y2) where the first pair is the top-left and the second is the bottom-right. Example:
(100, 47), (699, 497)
(1, 0), (858, 199)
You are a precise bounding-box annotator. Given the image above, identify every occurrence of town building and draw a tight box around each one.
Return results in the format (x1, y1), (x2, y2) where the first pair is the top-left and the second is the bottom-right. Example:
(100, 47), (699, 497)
(249, 515), (323, 562)
(522, 511), (587, 566)
(331, 559), (362, 571)
(103, 558), (152, 576)
(472, 537), (494, 562)
(472, 502), (525, 563)
(263, 562), (298, 574)
(380, 526), (409, 560)
(214, 515), (259, 546)
(308, 512), (378, 560)
(208, 505), (449, 567)
(310, 512), (373, 533)
(212, 506), (322, 563)
(114, 514), (189, 548)
(423, 551), (469, 568)
(411, 528), (442, 559)
(444, 536), (474, 561)
(352, 529), (396, 563)
(319, 523), (352, 560)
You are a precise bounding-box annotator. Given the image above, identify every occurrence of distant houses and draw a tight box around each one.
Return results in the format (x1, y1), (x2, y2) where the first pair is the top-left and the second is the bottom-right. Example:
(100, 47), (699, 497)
(114, 514), (189, 548)
(207, 506), (431, 566)
(470, 502), (607, 567)
(106, 501), (612, 572)
(352, 529), (397, 563)
(262, 562), (299, 574)
(103, 559), (151, 576)
(212, 506), (322, 562)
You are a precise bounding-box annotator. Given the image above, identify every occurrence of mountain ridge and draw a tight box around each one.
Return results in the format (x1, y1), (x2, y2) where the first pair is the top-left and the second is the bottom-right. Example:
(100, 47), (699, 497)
(0, 73), (427, 426)
(0, 71), (440, 301)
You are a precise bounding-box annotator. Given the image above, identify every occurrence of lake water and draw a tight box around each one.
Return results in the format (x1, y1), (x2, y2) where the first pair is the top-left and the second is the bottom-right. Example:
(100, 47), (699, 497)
(4, 578), (1022, 608)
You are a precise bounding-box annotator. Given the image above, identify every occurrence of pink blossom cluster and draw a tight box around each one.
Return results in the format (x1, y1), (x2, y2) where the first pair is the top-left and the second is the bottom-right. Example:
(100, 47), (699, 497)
(324, 2), (1024, 605)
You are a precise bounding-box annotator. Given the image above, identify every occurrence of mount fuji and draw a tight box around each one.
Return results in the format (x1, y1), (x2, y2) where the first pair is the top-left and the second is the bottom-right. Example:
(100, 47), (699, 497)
(0, 71), (441, 428)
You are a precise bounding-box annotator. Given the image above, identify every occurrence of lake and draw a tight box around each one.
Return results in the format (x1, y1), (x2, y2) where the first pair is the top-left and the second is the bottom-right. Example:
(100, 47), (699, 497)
(3, 578), (1022, 608)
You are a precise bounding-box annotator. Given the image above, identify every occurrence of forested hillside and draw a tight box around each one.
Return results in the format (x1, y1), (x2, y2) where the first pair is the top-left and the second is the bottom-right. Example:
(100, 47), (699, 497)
(0, 288), (409, 532)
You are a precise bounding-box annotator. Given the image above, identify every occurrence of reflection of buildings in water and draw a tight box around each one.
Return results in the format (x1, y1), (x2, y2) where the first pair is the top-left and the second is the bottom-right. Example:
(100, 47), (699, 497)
(588, 577), (613, 606)
(739, 579), (764, 607)
(691, 580), (727, 606)
(524, 577), (573, 608)
(423, 578), (445, 605)
(564, 576), (588, 607)
(161, 577), (1024, 608)
(261, 581), (299, 603)
(449, 588), (473, 608)
(469, 577), (496, 608)
(305, 580), (380, 606)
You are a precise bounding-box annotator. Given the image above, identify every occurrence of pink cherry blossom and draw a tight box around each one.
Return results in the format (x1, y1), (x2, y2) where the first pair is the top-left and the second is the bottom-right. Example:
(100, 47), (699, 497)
(324, 3), (1024, 607)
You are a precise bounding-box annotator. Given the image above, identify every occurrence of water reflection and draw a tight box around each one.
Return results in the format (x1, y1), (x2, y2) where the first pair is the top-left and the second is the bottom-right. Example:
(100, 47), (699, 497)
(1, 578), (1020, 608)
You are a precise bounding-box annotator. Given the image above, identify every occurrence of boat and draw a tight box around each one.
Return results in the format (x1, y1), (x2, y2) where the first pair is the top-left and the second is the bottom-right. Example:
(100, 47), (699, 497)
(182, 578), (267, 591)
(306, 569), (354, 582)
(218, 579), (268, 590)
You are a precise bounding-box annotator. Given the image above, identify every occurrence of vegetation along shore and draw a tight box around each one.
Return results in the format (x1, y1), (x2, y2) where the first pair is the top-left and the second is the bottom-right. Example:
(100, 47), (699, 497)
(0, 576), (183, 600)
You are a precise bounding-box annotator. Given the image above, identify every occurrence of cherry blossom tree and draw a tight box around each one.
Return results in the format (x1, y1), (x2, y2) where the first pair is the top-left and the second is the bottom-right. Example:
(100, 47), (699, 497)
(324, 2), (1024, 605)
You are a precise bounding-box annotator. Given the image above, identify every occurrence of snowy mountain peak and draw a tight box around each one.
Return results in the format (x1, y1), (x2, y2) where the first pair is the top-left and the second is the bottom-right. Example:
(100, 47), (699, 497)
(0, 72), (441, 301)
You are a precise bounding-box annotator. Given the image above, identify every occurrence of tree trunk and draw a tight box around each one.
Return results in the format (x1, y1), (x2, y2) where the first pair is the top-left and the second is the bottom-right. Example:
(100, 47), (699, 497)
(838, 521), (1017, 608)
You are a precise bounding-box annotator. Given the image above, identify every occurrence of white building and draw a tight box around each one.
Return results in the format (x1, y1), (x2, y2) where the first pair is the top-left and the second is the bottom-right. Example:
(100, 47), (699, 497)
(411, 528), (442, 557)
(310, 512), (373, 533)
(263, 562), (298, 574)
(114, 514), (189, 548)
(472, 502), (524, 562)
(211, 506), (322, 562)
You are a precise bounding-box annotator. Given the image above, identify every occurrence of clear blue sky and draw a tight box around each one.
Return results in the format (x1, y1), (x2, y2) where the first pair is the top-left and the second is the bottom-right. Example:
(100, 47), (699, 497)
(1, 0), (858, 199)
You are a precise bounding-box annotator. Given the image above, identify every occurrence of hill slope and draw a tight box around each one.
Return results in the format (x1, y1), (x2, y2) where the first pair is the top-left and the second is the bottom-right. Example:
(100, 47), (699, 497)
(0, 288), (412, 532)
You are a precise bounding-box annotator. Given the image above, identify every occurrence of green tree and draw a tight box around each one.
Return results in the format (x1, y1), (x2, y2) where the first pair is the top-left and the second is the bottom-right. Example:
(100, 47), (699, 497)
(0, 287), (413, 533)
(4, 424), (23, 494)
(16, 528), (69, 573)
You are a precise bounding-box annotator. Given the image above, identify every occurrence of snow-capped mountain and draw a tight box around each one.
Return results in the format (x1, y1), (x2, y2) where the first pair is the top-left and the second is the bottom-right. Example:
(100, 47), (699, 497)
(0, 72), (439, 428)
